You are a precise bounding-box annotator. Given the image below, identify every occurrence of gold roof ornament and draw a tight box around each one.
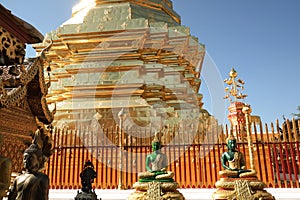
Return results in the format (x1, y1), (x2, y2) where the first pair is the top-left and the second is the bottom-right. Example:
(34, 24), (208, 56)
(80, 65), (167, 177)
(152, 132), (160, 144)
(152, 132), (160, 143)
(224, 68), (248, 103)
(226, 132), (236, 143)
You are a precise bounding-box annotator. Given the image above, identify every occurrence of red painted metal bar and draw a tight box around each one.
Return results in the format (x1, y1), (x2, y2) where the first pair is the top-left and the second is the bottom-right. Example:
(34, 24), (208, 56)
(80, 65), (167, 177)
(282, 122), (294, 187)
(76, 126), (82, 188)
(265, 123), (275, 187)
(46, 122), (300, 189)
(192, 143), (197, 188)
(71, 133), (77, 189)
(208, 132), (213, 188)
(202, 142), (208, 187)
(291, 119), (300, 188)
(58, 129), (63, 189)
(113, 131), (118, 189)
(216, 130), (222, 183)
(182, 128), (188, 188)
(84, 127), (89, 163)
(95, 129), (99, 189)
(295, 140), (300, 187)
(175, 130), (181, 187)
(277, 121), (288, 188)
(186, 143), (192, 188)
(286, 120), (299, 187)
(104, 129), (108, 189)
(99, 129), (104, 189)
(294, 119), (300, 187)
(199, 143), (204, 188)
(253, 123), (263, 180)
(212, 122), (218, 186)
(50, 127), (57, 189)
(67, 131), (73, 189)
(62, 129), (67, 189)
(125, 133), (129, 189)
(259, 122), (269, 184)
(167, 130), (173, 174)
(71, 130), (76, 189)
(271, 122), (282, 188)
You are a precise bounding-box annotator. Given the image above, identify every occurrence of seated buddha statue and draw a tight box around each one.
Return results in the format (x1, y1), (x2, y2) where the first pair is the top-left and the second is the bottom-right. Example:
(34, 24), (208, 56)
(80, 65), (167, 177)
(138, 133), (174, 182)
(213, 134), (275, 200)
(129, 132), (185, 200)
(220, 134), (256, 178)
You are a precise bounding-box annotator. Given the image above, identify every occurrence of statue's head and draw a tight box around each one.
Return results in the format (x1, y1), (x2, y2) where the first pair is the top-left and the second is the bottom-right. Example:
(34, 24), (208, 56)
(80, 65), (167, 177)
(226, 135), (237, 151)
(23, 144), (43, 172)
(152, 141), (161, 152)
(151, 131), (162, 152)
(84, 160), (94, 169)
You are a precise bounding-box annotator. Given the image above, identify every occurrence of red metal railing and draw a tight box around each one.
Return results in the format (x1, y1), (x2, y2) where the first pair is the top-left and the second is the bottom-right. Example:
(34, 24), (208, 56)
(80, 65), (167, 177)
(45, 119), (300, 189)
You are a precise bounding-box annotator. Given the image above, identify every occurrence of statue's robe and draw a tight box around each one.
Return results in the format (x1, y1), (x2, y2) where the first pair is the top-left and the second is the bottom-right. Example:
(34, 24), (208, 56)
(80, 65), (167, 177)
(8, 172), (49, 200)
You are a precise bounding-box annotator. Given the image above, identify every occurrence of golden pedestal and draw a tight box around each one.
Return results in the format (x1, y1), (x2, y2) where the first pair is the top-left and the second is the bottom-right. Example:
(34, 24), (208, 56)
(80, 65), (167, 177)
(212, 171), (275, 200)
(128, 181), (185, 200)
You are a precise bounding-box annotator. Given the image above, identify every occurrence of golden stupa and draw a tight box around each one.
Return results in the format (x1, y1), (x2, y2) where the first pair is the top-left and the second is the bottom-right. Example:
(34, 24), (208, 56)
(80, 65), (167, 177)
(34, 0), (206, 131)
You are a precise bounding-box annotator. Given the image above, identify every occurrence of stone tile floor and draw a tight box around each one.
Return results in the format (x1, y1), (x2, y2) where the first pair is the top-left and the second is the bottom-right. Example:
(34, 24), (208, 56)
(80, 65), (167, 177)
(44, 188), (300, 200)
(2, 188), (299, 199)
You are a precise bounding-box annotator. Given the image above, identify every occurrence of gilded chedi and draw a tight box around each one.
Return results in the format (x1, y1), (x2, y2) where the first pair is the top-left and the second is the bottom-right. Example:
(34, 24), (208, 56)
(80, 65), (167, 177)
(33, 0), (206, 133)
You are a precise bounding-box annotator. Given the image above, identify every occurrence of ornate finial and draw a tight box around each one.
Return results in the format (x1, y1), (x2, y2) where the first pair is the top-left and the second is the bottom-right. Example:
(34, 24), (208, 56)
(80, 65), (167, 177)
(242, 104), (252, 115)
(226, 132), (236, 143)
(152, 132), (160, 144)
(118, 108), (126, 120)
(224, 68), (248, 103)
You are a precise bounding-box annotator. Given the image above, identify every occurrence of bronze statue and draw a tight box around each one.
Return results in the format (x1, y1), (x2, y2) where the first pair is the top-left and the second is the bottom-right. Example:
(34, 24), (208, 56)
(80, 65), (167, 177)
(221, 134), (251, 177)
(75, 160), (99, 200)
(8, 144), (49, 200)
(80, 160), (97, 193)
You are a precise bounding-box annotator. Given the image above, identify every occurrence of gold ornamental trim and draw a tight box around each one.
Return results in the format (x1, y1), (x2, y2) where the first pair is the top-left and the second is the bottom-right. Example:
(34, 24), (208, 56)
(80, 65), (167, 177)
(19, 61), (39, 85)
(0, 86), (27, 108)
(0, 130), (31, 140)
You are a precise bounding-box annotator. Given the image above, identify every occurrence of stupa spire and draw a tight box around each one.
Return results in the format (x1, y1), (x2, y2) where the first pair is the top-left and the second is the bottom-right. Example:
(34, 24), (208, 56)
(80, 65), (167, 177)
(65, 0), (180, 26)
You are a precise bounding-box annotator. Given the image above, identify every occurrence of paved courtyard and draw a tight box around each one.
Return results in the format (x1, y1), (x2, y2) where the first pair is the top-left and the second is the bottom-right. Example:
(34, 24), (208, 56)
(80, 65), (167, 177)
(46, 188), (300, 200)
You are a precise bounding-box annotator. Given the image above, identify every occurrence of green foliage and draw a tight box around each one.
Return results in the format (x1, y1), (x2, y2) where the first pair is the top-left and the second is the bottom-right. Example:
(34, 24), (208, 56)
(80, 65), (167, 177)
(292, 106), (300, 118)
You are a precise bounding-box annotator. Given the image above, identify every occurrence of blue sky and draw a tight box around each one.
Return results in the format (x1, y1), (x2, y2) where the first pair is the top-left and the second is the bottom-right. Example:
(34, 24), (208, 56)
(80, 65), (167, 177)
(2, 0), (299, 124)
(172, 0), (300, 124)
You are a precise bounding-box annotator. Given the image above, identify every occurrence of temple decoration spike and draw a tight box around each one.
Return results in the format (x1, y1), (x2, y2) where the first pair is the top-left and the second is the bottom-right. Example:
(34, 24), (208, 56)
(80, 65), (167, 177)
(224, 68), (248, 103)
(152, 132), (160, 143)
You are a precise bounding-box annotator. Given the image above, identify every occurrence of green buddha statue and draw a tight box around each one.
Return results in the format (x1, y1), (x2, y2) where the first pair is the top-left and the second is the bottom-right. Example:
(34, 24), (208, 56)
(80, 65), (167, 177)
(129, 132), (185, 200)
(220, 134), (255, 178)
(138, 133), (173, 182)
(213, 134), (275, 200)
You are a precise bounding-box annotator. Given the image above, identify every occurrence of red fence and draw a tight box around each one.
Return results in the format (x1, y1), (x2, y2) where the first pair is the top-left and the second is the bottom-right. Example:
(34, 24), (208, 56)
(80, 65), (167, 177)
(45, 119), (300, 189)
